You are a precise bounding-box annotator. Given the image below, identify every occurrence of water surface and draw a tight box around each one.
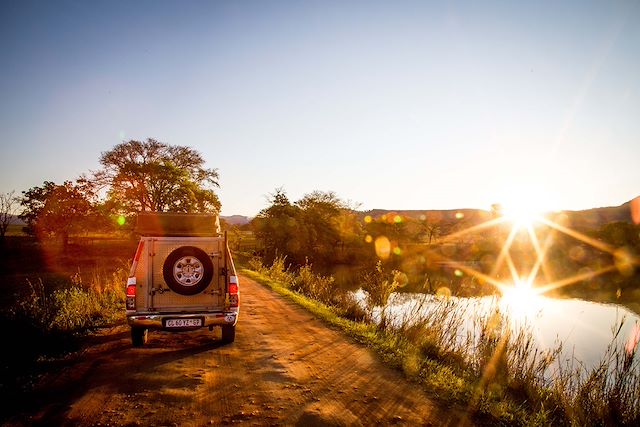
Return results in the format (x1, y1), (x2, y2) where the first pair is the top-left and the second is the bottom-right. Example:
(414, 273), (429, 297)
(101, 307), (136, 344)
(354, 290), (640, 373)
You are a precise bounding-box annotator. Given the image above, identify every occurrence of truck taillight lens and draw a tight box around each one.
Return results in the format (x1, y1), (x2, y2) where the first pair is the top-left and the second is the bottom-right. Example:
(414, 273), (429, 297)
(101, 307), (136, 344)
(126, 285), (136, 297)
(228, 276), (239, 307)
(126, 277), (136, 310)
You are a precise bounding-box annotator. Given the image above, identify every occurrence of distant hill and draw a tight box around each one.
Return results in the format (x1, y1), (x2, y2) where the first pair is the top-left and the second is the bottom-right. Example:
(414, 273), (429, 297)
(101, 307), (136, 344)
(226, 198), (638, 231)
(560, 201), (633, 230)
(5, 215), (25, 225)
(360, 208), (492, 227)
(357, 208), (492, 238)
(221, 215), (252, 226)
(360, 199), (637, 231)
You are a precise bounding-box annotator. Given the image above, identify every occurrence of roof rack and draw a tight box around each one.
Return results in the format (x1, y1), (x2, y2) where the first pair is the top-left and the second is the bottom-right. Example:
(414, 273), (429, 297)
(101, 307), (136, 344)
(134, 212), (221, 237)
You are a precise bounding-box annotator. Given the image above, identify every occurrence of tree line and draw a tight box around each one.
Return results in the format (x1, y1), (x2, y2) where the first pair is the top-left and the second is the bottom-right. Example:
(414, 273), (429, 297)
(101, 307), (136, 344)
(250, 188), (473, 280)
(1, 138), (220, 245)
(248, 189), (640, 297)
(251, 189), (366, 270)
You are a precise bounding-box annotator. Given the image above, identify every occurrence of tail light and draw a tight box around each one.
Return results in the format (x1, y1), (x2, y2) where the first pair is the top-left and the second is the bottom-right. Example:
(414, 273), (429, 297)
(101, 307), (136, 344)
(126, 277), (137, 310)
(228, 275), (239, 308)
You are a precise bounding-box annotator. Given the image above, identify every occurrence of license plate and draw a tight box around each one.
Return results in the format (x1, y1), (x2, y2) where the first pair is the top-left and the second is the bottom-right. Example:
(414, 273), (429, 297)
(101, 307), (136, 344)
(165, 318), (202, 328)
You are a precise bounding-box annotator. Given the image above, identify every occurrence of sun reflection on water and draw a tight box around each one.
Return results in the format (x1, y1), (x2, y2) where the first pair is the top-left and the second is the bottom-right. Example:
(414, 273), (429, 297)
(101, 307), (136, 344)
(499, 279), (544, 321)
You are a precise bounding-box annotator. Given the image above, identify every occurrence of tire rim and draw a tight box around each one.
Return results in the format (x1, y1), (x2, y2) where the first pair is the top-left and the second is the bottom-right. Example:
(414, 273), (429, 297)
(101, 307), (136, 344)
(173, 256), (204, 287)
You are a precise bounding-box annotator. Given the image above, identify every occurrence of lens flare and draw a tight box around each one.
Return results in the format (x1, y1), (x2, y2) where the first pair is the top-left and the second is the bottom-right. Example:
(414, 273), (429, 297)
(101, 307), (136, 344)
(626, 323), (640, 356)
(500, 202), (542, 228)
(374, 236), (391, 260)
(496, 189), (554, 228)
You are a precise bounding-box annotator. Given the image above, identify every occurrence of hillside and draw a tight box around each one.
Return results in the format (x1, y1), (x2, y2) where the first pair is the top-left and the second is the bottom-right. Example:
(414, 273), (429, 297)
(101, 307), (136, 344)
(5, 215), (25, 225)
(560, 201), (633, 230)
(220, 215), (252, 226)
(360, 199), (636, 230)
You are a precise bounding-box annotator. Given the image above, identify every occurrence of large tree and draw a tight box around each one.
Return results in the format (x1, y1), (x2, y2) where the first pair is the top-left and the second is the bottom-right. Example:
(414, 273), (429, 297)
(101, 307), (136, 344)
(19, 181), (94, 247)
(92, 138), (220, 214)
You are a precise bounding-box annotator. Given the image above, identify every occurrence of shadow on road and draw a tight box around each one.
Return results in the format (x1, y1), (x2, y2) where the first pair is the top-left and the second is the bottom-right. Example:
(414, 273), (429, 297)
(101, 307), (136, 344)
(1, 327), (230, 425)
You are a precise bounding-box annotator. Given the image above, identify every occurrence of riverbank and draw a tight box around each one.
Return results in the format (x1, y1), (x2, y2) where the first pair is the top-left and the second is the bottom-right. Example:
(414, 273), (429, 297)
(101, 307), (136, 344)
(241, 258), (640, 426)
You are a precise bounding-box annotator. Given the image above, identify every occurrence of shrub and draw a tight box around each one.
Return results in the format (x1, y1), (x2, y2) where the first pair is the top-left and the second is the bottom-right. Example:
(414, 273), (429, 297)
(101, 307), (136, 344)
(5, 269), (126, 357)
(267, 255), (296, 285)
(248, 256), (267, 274)
(293, 262), (335, 303)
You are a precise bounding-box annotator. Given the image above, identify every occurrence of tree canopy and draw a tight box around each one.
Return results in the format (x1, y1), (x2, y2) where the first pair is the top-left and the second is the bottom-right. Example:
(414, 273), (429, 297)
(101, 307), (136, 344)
(252, 189), (366, 268)
(91, 138), (220, 214)
(19, 181), (95, 246)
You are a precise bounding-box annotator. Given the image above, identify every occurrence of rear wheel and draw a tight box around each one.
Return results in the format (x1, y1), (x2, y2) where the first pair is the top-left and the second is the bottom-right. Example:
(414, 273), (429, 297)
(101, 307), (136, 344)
(131, 327), (148, 347)
(221, 325), (235, 343)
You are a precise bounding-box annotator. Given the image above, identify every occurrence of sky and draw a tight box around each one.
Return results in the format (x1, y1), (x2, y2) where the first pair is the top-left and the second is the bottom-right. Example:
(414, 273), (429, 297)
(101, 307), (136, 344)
(1, 0), (639, 217)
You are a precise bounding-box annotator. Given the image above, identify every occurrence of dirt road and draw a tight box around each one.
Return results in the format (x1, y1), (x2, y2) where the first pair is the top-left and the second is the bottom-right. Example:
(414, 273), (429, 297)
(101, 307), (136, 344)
(6, 275), (466, 426)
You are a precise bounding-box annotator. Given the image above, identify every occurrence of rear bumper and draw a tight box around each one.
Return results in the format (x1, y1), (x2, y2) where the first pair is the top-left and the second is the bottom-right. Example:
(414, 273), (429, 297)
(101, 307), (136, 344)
(127, 310), (238, 329)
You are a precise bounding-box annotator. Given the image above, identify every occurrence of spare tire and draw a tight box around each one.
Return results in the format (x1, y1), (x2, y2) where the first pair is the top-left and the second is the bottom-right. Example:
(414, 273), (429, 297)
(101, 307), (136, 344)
(162, 246), (214, 295)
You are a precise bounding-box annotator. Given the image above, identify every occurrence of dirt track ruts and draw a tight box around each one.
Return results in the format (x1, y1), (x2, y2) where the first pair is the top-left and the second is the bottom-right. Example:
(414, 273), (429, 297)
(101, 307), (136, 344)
(6, 274), (467, 426)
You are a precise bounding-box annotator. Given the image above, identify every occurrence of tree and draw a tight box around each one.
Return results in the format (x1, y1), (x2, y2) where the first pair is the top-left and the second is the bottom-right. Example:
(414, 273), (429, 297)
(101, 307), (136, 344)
(90, 138), (220, 214)
(253, 189), (366, 268)
(421, 221), (440, 244)
(252, 189), (304, 264)
(296, 191), (346, 264)
(19, 181), (94, 247)
(0, 190), (19, 240)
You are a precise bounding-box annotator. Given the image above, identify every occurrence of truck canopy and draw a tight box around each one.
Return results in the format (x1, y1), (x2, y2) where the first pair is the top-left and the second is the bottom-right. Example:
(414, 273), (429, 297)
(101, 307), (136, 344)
(134, 212), (221, 237)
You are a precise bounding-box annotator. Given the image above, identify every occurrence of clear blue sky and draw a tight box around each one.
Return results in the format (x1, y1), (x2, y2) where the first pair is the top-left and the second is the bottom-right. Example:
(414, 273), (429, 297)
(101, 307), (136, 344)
(1, 0), (639, 216)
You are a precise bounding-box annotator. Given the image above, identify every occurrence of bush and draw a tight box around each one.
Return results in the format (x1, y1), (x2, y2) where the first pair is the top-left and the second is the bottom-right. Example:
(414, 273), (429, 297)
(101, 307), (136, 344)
(361, 261), (402, 307)
(3, 269), (126, 367)
(250, 256), (351, 310)
(248, 256), (267, 274)
(266, 255), (296, 285)
(293, 262), (335, 303)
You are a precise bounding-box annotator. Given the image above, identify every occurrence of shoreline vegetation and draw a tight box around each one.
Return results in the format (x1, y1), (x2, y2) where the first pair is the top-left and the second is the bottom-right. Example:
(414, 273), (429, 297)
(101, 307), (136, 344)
(242, 255), (640, 427)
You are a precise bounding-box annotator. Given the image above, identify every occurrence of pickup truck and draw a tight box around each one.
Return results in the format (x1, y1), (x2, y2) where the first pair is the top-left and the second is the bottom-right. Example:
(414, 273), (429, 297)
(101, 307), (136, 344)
(125, 212), (239, 346)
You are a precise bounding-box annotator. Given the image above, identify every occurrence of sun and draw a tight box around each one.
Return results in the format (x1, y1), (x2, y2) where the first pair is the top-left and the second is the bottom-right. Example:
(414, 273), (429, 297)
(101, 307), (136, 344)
(501, 203), (540, 227)
(496, 190), (553, 228)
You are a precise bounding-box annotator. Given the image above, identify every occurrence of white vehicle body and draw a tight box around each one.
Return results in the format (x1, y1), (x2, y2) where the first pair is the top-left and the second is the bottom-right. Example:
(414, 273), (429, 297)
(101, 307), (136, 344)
(125, 213), (239, 346)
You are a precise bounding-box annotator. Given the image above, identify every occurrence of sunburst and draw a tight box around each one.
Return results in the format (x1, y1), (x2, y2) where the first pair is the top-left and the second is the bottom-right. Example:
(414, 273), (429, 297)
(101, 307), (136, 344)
(443, 199), (639, 421)
(431, 202), (638, 317)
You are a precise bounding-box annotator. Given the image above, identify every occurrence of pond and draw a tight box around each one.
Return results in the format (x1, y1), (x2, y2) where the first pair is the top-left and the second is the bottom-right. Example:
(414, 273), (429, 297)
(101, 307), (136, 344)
(353, 289), (640, 376)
